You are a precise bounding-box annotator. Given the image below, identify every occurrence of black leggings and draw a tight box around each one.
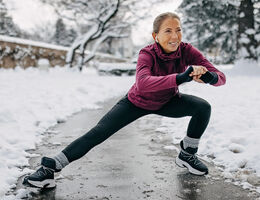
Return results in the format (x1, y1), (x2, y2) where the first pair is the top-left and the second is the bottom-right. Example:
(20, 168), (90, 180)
(62, 93), (211, 163)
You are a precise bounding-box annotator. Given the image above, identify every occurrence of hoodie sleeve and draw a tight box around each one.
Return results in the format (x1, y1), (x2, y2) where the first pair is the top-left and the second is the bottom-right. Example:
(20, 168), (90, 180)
(186, 44), (226, 86)
(135, 50), (178, 92)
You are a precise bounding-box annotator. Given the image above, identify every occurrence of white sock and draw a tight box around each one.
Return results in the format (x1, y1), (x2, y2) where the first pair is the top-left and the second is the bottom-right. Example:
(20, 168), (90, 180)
(53, 152), (69, 170)
(183, 136), (200, 149)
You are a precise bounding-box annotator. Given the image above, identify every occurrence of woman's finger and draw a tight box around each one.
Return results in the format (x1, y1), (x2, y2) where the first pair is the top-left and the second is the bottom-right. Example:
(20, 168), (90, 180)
(193, 75), (205, 83)
(194, 69), (202, 76)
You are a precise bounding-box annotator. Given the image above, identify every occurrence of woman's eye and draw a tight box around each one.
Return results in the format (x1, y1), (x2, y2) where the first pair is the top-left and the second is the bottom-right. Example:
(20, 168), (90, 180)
(165, 30), (171, 33)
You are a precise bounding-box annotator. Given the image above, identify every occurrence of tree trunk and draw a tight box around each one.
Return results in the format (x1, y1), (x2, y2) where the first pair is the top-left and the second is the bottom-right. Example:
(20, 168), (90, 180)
(237, 0), (257, 60)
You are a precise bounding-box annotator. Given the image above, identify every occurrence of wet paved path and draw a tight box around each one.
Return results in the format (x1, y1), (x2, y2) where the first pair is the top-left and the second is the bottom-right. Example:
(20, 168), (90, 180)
(16, 97), (259, 200)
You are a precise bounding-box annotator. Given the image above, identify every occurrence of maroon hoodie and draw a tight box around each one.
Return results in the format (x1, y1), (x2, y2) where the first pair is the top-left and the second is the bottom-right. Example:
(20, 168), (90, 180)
(127, 42), (226, 110)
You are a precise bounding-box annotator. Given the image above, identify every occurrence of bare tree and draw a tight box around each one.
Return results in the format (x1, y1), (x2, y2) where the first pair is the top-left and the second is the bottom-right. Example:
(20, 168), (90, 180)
(40, 0), (163, 70)
(65, 0), (126, 70)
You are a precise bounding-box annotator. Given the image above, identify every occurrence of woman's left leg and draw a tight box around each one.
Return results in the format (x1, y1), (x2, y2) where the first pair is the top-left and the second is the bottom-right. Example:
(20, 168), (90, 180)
(155, 93), (211, 139)
(154, 93), (211, 175)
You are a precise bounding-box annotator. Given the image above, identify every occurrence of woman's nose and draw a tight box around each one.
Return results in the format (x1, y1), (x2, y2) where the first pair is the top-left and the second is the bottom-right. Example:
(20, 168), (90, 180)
(171, 32), (178, 39)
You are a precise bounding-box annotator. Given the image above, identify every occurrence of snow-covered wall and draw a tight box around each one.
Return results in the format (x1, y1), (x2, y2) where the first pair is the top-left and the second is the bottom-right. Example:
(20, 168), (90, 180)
(0, 35), (67, 68)
(0, 35), (130, 69)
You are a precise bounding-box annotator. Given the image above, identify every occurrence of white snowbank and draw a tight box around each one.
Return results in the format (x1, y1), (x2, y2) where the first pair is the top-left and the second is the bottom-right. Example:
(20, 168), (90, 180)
(97, 62), (136, 71)
(228, 59), (260, 76)
(0, 66), (134, 198)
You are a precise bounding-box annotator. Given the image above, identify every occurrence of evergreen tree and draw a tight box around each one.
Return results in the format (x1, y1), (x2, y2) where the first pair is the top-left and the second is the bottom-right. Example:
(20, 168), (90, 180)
(0, 0), (20, 36)
(237, 0), (258, 60)
(178, 0), (259, 63)
(65, 28), (77, 46)
(53, 18), (66, 45)
(254, 0), (260, 59)
(53, 18), (77, 46)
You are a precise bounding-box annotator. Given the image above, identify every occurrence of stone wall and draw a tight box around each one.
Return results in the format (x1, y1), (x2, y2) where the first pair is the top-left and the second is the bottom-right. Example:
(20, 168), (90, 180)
(0, 40), (67, 69)
(0, 36), (129, 69)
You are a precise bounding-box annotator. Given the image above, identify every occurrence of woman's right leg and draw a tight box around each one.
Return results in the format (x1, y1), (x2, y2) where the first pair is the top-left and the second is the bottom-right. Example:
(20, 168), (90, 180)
(62, 95), (150, 163)
(23, 95), (150, 188)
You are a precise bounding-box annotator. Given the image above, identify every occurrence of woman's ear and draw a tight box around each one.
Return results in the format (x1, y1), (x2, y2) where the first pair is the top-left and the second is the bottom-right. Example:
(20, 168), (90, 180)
(155, 36), (158, 43)
(152, 32), (158, 43)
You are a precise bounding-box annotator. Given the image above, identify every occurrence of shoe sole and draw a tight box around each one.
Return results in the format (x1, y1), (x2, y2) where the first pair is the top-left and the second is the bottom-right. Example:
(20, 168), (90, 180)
(27, 179), (56, 188)
(175, 157), (208, 176)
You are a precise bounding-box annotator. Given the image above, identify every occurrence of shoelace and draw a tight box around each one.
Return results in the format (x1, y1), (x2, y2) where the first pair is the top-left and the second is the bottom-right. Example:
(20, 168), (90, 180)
(182, 152), (200, 166)
(36, 166), (54, 177)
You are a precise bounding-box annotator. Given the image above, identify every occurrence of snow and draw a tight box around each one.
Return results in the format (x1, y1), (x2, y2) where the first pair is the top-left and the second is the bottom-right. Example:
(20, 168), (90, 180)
(239, 37), (250, 44)
(0, 66), (134, 198)
(256, 33), (260, 42)
(0, 34), (70, 51)
(66, 24), (99, 64)
(239, 12), (245, 18)
(245, 29), (256, 35)
(231, 59), (260, 76)
(37, 59), (50, 71)
(1, 61), (260, 198)
(97, 62), (136, 71)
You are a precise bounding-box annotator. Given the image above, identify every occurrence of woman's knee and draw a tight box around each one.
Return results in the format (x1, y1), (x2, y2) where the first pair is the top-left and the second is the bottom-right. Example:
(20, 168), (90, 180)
(197, 99), (211, 115)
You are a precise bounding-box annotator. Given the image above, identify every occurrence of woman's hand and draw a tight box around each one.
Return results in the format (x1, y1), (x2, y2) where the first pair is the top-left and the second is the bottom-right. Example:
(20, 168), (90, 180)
(189, 65), (208, 83)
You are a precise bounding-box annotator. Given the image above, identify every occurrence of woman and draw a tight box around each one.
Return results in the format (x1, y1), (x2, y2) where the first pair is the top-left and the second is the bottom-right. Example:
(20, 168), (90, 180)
(24, 12), (226, 188)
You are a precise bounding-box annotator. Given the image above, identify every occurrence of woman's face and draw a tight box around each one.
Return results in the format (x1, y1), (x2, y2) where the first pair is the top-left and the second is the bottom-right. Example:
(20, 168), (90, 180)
(153, 17), (182, 53)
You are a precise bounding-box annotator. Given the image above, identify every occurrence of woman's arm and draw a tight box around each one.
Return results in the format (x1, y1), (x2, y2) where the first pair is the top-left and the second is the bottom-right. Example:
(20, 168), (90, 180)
(187, 45), (226, 86)
(135, 51), (178, 92)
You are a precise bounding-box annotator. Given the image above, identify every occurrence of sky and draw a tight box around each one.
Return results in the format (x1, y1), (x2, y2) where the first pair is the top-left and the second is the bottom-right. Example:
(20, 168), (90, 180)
(4, 0), (57, 32)
(131, 0), (183, 45)
(3, 0), (183, 46)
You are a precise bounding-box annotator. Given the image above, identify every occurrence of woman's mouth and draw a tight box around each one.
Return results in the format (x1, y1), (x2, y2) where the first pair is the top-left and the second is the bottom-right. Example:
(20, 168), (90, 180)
(168, 42), (178, 47)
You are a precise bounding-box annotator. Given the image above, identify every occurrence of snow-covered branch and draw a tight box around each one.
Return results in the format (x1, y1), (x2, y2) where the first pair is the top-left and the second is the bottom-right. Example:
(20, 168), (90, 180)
(80, 33), (128, 69)
(66, 0), (121, 69)
(66, 24), (99, 65)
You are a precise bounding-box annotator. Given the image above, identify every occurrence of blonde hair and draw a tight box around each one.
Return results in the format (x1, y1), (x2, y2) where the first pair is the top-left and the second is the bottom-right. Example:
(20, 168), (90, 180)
(153, 12), (180, 33)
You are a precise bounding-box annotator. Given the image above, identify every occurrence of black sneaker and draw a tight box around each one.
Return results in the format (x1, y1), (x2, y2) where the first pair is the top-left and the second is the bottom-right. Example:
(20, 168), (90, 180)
(23, 157), (60, 188)
(175, 141), (208, 175)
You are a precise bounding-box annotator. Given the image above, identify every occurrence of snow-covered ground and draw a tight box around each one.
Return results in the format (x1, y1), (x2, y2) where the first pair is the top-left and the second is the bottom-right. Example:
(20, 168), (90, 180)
(1, 63), (260, 199)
